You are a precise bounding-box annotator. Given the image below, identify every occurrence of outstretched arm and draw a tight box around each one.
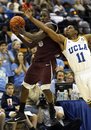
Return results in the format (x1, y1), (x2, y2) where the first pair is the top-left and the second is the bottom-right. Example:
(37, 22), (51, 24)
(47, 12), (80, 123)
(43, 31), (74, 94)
(11, 28), (46, 49)
(24, 9), (66, 45)
(15, 26), (47, 42)
(16, 34), (37, 49)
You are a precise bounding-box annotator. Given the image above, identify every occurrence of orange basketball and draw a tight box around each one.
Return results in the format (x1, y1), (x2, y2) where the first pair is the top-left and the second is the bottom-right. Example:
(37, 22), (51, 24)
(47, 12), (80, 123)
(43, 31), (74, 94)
(10, 16), (25, 30)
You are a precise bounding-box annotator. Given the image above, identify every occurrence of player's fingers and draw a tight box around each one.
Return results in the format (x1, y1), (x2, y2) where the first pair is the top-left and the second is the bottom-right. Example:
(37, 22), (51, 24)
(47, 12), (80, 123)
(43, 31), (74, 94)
(24, 10), (29, 18)
(11, 26), (19, 35)
(25, 9), (32, 19)
(13, 25), (19, 31)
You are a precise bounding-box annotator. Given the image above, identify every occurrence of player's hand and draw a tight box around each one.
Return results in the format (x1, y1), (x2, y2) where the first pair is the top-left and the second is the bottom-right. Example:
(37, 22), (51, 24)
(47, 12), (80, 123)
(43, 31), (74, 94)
(11, 25), (21, 36)
(18, 26), (26, 35)
(24, 8), (33, 19)
(13, 25), (25, 35)
(22, 2), (32, 12)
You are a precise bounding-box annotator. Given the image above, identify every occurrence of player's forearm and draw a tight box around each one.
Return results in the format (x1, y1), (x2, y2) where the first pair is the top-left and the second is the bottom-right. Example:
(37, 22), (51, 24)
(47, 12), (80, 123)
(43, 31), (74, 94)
(23, 31), (38, 41)
(17, 34), (37, 49)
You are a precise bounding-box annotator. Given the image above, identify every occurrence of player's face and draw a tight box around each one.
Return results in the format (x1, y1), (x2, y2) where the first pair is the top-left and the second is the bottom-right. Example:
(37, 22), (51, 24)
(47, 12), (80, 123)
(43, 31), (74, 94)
(40, 11), (50, 23)
(64, 25), (77, 39)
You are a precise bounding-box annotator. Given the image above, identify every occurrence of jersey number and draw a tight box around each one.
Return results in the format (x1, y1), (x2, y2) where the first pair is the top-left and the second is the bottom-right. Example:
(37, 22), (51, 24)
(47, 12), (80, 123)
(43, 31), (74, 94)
(76, 52), (85, 63)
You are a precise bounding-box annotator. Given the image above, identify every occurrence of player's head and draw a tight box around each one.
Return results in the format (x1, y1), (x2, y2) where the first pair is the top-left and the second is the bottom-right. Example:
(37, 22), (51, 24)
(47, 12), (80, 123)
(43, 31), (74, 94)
(40, 9), (50, 23)
(64, 25), (78, 39)
(45, 22), (58, 32)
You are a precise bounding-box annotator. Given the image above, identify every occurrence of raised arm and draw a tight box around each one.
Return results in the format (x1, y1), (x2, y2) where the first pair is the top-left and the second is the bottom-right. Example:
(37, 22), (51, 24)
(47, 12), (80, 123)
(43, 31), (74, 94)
(11, 28), (46, 49)
(16, 26), (46, 42)
(16, 34), (37, 49)
(24, 9), (66, 45)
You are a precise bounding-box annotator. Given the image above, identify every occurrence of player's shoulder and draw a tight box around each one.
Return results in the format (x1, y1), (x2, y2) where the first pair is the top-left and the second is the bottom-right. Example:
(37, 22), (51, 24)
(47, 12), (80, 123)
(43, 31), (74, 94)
(45, 21), (58, 32)
(83, 34), (91, 41)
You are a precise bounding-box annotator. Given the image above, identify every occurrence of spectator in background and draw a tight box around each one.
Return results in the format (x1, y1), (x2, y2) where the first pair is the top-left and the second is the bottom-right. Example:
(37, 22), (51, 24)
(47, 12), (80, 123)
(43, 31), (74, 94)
(7, 0), (20, 13)
(61, 0), (75, 5)
(11, 52), (29, 97)
(65, 71), (74, 83)
(78, 20), (91, 34)
(56, 57), (65, 72)
(25, 47), (32, 65)
(1, 83), (19, 130)
(55, 70), (65, 83)
(25, 83), (43, 114)
(65, 7), (91, 34)
(1, 83), (20, 119)
(0, 25), (12, 44)
(65, 71), (81, 99)
(0, 57), (8, 92)
(40, 0), (53, 12)
(0, 0), (8, 5)
(30, 47), (37, 62)
(50, 70), (65, 95)
(53, 1), (67, 16)
(5, 3), (15, 20)
(62, 2), (72, 15)
(0, 40), (14, 83)
(37, 94), (82, 130)
(0, 6), (8, 25)
(25, 47), (37, 65)
(50, 7), (64, 24)
(8, 39), (21, 59)
(81, 0), (91, 5)
(1, 83), (37, 130)
(74, 0), (85, 17)
(37, 94), (65, 130)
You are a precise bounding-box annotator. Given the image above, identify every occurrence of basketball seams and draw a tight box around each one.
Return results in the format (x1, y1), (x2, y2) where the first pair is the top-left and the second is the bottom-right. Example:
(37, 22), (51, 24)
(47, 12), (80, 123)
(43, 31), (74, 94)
(18, 16), (25, 26)
(10, 16), (25, 28)
(15, 16), (25, 26)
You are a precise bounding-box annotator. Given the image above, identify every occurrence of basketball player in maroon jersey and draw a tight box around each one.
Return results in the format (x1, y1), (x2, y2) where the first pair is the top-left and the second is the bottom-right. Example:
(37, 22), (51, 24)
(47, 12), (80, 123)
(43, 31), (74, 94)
(12, 9), (61, 125)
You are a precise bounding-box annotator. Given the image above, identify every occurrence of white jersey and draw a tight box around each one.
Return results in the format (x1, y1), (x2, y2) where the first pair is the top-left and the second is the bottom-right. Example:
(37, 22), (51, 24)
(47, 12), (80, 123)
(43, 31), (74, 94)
(63, 36), (91, 73)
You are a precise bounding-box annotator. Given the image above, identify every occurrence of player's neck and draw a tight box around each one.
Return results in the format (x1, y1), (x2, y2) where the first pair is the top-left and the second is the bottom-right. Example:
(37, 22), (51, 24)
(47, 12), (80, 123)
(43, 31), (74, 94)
(71, 34), (78, 40)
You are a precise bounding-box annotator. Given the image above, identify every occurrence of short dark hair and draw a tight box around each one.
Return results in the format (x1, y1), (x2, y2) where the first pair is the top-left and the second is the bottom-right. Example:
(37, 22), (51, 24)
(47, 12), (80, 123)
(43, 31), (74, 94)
(55, 70), (65, 79)
(5, 83), (15, 89)
(0, 40), (7, 46)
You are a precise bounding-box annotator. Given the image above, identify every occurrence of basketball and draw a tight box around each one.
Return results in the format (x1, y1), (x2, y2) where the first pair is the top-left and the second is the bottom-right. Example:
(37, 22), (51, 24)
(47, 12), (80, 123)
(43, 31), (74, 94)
(10, 16), (25, 30)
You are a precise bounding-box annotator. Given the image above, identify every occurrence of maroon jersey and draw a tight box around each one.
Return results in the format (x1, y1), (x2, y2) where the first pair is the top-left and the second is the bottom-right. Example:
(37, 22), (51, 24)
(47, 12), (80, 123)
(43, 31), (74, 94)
(24, 36), (61, 85)
(34, 36), (61, 62)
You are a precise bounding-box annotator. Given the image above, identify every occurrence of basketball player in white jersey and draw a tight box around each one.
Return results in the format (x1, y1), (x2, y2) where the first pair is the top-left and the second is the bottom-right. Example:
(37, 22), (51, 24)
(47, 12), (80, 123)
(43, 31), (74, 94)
(24, 9), (91, 106)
